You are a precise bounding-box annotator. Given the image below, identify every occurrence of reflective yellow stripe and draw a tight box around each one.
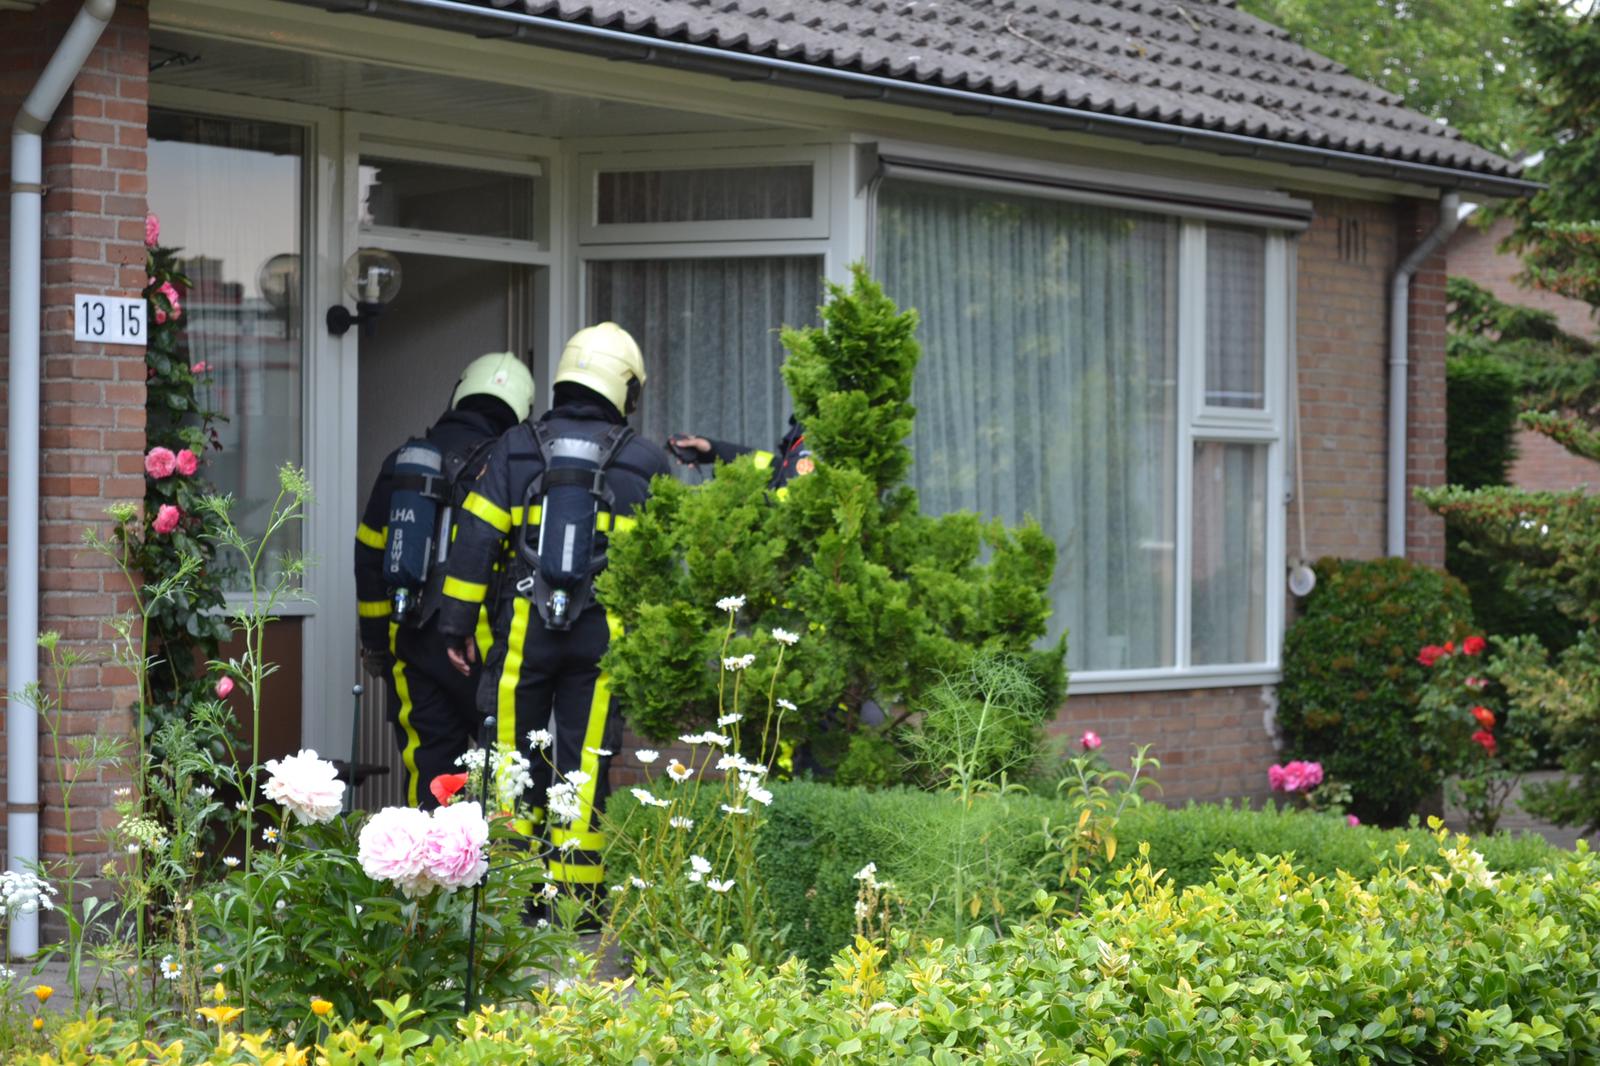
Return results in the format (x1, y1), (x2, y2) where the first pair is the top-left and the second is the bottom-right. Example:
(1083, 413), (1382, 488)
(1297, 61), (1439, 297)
(497, 598), (531, 758)
(546, 860), (606, 884)
(442, 576), (488, 604)
(512, 817), (536, 837)
(389, 623), (422, 808)
(550, 827), (606, 851)
(357, 600), (391, 618)
(475, 606), (495, 671)
(461, 492), (512, 534)
(752, 450), (775, 470)
(355, 523), (386, 549)
(595, 512), (637, 534)
(510, 504), (541, 527)
(570, 609), (622, 862)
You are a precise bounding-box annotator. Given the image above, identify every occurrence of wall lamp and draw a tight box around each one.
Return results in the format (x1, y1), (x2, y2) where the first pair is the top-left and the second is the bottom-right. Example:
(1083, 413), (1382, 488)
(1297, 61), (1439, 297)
(326, 247), (402, 336)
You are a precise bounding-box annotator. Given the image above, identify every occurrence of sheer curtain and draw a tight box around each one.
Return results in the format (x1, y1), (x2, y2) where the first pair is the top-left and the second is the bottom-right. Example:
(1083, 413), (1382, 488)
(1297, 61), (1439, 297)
(586, 256), (822, 453)
(877, 181), (1179, 671)
(1191, 442), (1268, 664)
(147, 111), (304, 584)
(1205, 226), (1266, 409)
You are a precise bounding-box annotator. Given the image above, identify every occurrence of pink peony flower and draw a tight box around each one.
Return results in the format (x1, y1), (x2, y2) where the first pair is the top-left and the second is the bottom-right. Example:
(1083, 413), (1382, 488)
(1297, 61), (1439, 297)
(422, 801), (489, 891)
(358, 806), (435, 897)
(151, 504), (181, 535)
(175, 449), (199, 477)
(145, 214), (159, 248)
(1347, 814), (1361, 827)
(158, 281), (182, 320)
(1079, 730), (1102, 751)
(154, 309), (167, 325)
(144, 446), (177, 479)
(1268, 764), (1288, 791)
(190, 361), (210, 374)
(262, 749), (346, 825)
(1269, 760), (1324, 793)
(215, 676), (234, 699)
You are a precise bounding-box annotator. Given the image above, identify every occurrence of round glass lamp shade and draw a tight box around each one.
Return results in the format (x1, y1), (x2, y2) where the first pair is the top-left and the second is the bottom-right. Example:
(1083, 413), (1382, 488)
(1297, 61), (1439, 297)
(257, 252), (301, 311)
(343, 247), (403, 305)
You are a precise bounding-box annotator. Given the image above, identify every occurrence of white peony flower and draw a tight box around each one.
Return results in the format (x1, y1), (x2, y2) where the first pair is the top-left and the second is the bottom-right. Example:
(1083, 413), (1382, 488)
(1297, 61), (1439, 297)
(261, 749), (346, 825)
(771, 627), (799, 646)
(716, 595), (746, 612)
(357, 805), (434, 896)
(635, 749), (659, 764)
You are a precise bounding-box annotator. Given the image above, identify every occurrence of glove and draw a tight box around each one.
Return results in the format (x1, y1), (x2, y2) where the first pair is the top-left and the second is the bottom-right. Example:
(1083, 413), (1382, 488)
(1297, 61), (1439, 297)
(360, 645), (393, 680)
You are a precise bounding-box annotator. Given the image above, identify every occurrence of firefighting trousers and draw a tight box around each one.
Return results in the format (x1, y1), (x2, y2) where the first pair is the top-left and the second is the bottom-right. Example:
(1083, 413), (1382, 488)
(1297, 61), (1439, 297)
(478, 599), (622, 887)
(386, 612), (493, 810)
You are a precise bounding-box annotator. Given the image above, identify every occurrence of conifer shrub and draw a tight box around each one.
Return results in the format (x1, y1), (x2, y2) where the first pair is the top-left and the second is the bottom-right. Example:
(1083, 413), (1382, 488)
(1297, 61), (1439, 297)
(1276, 557), (1474, 824)
(598, 265), (1065, 765)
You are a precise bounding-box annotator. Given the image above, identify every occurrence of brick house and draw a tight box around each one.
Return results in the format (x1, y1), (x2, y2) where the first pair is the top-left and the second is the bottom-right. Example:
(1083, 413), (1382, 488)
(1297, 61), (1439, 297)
(1445, 212), (1600, 493)
(2, 0), (1530, 948)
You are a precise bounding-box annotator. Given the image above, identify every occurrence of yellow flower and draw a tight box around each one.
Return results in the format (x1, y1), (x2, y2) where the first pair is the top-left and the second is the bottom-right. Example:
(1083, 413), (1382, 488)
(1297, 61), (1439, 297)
(197, 1005), (245, 1026)
(310, 998), (333, 1017)
(32, 985), (52, 1003)
(211, 981), (227, 1003)
(31, 1017), (44, 1032)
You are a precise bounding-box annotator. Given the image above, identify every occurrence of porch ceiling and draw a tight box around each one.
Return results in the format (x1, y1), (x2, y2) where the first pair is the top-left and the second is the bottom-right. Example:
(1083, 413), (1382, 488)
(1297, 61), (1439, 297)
(149, 31), (766, 137)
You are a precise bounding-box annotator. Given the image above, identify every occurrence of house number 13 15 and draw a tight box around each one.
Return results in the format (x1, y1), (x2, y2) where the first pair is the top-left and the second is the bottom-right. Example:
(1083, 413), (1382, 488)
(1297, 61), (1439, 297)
(73, 294), (146, 347)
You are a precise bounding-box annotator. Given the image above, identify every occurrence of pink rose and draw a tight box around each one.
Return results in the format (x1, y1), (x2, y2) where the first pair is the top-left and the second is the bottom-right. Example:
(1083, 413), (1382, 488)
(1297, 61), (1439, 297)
(215, 676), (234, 699)
(144, 446), (177, 479)
(154, 309), (167, 325)
(190, 361), (210, 374)
(1079, 730), (1102, 751)
(151, 504), (181, 535)
(358, 806), (435, 897)
(422, 801), (489, 891)
(145, 214), (159, 248)
(158, 281), (182, 320)
(175, 449), (199, 476)
(1347, 814), (1361, 827)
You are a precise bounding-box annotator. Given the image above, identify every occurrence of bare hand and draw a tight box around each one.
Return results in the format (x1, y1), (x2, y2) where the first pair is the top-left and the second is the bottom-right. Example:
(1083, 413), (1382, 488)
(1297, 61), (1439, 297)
(668, 434), (712, 464)
(447, 638), (478, 676)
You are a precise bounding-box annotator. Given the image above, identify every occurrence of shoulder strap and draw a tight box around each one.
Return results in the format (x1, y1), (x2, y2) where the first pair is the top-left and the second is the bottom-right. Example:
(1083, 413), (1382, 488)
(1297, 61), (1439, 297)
(595, 423), (635, 471)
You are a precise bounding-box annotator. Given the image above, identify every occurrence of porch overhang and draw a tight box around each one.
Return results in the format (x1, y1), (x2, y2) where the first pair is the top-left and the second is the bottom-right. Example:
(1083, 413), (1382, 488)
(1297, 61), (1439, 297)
(285, 0), (1541, 200)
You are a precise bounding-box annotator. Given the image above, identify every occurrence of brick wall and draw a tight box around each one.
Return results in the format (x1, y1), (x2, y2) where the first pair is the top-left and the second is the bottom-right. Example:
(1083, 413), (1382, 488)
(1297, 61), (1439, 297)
(1403, 199), (1449, 568)
(0, 0), (150, 882)
(1508, 427), (1600, 494)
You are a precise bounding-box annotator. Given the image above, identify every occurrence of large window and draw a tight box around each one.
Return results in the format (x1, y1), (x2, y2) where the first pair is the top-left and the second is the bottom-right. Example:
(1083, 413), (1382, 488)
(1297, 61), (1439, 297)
(148, 110), (306, 582)
(878, 178), (1286, 679)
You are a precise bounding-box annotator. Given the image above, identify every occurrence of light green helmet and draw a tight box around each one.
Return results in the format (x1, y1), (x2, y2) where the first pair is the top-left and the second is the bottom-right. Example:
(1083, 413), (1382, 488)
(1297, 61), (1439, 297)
(451, 351), (535, 423)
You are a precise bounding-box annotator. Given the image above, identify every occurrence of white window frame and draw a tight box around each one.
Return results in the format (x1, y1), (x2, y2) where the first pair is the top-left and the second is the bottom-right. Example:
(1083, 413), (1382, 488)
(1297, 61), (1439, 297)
(576, 144), (832, 245)
(868, 162), (1294, 694)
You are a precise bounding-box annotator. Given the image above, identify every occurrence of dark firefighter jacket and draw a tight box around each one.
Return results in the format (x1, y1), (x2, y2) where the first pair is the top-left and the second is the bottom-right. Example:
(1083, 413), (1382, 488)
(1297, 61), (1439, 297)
(354, 406), (508, 651)
(702, 416), (811, 491)
(436, 398), (671, 639)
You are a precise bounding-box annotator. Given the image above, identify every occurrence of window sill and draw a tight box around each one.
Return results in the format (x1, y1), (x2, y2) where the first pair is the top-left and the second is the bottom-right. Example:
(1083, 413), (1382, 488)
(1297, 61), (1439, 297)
(1068, 666), (1281, 696)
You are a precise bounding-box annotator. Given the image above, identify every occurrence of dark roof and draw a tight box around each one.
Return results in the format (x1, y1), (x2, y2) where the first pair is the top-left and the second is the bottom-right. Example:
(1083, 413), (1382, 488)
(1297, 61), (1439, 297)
(465, 0), (1520, 183)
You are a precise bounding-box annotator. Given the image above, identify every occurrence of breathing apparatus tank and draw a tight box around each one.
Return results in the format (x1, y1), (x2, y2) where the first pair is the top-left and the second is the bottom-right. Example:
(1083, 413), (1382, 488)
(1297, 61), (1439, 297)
(385, 440), (445, 622)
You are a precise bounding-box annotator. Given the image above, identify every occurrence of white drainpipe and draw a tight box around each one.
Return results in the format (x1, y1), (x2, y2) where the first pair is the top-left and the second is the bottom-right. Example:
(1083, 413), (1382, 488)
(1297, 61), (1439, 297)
(7, 0), (117, 959)
(1387, 191), (1461, 557)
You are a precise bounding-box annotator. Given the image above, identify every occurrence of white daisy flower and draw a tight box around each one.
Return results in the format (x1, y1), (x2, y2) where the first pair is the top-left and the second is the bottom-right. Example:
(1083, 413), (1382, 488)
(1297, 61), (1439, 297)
(687, 854), (712, 883)
(222, 856), (240, 868)
(717, 713), (743, 727)
(194, 785), (215, 799)
(558, 838), (580, 852)
(669, 816), (695, 830)
(262, 826), (279, 844)
(679, 732), (732, 748)
(562, 769), (592, 787)
(584, 746), (612, 757)
(631, 877), (653, 889)
(635, 749), (659, 764)
(234, 801), (250, 812)
(275, 899), (286, 911)
(630, 787), (669, 808)
(126, 843), (140, 855)
(771, 627), (799, 646)
(526, 729), (553, 750)
(113, 788), (132, 799)
(721, 804), (751, 815)
(159, 955), (182, 981)
(536, 918), (550, 929)
(777, 699), (797, 712)
(666, 761), (694, 783)
(722, 654), (756, 672)
(706, 878), (735, 893)
(739, 772), (774, 807)
(212, 963), (226, 975)
(716, 595), (746, 612)
(541, 882), (560, 900)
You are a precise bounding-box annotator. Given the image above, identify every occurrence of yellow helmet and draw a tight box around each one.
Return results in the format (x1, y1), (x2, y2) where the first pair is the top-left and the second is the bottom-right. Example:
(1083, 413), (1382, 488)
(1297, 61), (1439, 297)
(555, 323), (645, 416)
(452, 351), (535, 423)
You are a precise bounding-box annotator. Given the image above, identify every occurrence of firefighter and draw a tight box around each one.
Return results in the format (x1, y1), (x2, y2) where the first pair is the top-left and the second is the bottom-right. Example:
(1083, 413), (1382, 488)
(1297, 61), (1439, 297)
(668, 415), (813, 492)
(355, 351), (535, 810)
(439, 323), (670, 894)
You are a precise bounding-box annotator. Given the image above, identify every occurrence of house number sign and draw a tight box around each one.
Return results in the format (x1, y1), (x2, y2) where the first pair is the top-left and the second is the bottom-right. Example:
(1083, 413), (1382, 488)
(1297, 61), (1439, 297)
(73, 294), (146, 347)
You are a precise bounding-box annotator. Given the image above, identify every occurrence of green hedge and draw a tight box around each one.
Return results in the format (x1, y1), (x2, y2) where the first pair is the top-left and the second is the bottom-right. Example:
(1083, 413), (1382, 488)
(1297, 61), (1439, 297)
(1446, 353), (1521, 490)
(1276, 557), (1474, 824)
(54, 840), (1600, 1064)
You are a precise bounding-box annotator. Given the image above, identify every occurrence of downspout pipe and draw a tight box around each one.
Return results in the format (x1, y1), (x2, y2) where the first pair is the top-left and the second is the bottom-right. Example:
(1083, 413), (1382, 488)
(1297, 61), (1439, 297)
(1387, 191), (1461, 557)
(7, 0), (117, 959)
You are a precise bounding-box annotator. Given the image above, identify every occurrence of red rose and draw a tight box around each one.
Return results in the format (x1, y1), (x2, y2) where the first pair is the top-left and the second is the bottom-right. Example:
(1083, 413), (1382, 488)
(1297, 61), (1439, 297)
(1417, 644), (1448, 667)
(430, 772), (470, 806)
(1463, 635), (1487, 657)
(1471, 729), (1497, 756)
(1444, 641), (1456, 654)
(1471, 706), (1496, 730)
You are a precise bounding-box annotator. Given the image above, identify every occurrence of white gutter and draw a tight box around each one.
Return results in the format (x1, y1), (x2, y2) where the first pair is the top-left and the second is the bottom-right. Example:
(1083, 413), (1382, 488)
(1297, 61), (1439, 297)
(7, 0), (117, 959)
(1387, 191), (1461, 557)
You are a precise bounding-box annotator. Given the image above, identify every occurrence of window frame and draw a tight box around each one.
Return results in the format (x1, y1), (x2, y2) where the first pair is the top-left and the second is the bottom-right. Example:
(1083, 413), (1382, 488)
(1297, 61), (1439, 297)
(869, 167), (1293, 693)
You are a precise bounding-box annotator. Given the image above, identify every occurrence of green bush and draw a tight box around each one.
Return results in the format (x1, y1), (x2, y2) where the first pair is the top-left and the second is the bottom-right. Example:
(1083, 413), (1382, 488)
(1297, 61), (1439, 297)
(1446, 352), (1521, 490)
(1276, 557), (1474, 824)
(53, 837), (1600, 1064)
